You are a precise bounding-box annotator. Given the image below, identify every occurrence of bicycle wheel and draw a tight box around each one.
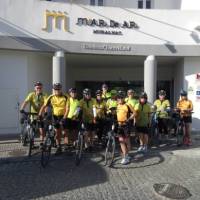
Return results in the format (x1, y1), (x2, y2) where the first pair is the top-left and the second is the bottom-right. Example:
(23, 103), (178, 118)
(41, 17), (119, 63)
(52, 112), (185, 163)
(104, 131), (115, 167)
(28, 128), (34, 157)
(177, 125), (184, 146)
(41, 136), (52, 168)
(75, 132), (84, 166)
(20, 124), (28, 146)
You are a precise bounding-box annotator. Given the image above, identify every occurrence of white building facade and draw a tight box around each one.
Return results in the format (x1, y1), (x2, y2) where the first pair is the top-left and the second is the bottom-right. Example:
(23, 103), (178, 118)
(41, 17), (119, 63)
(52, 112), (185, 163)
(0, 0), (200, 134)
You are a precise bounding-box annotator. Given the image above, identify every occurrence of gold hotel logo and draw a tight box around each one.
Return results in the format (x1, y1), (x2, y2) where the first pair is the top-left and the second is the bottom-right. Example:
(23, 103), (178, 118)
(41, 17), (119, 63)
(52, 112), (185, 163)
(42, 10), (68, 32)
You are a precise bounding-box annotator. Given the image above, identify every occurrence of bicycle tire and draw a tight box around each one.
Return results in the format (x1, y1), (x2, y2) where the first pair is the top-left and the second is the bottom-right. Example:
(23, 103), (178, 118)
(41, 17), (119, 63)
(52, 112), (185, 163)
(28, 128), (34, 157)
(104, 131), (115, 167)
(177, 125), (184, 146)
(75, 132), (84, 166)
(41, 137), (52, 168)
(20, 124), (28, 146)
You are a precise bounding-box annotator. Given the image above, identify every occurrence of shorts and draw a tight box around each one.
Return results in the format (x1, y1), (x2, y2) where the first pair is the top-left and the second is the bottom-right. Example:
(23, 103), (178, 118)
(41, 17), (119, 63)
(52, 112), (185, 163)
(84, 123), (95, 131)
(117, 124), (130, 138)
(182, 116), (192, 123)
(52, 115), (66, 129)
(65, 118), (79, 130)
(136, 126), (149, 134)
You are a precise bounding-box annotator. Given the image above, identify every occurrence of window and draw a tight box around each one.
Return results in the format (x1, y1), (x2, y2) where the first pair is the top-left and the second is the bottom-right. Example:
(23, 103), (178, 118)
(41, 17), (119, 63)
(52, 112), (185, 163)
(90, 0), (95, 6)
(146, 0), (151, 9)
(138, 0), (143, 9)
(98, 0), (103, 6)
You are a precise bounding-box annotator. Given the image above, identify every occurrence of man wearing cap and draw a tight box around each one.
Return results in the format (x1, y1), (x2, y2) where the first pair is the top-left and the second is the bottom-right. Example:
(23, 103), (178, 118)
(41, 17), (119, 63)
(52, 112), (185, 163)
(125, 89), (138, 108)
(39, 83), (69, 155)
(153, 90), (171, 139)
(20, 82), (48, 147)
(176, 90), (193, 145)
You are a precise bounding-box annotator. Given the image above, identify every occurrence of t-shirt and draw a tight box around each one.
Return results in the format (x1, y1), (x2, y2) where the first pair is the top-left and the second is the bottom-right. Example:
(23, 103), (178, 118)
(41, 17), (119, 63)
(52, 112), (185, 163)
(116, 103), (134, 125)
(106, 99), (118, 110)
(125, 97), (138, 109)
(79, 98), (96, 123)
(153, 99), (170, 118)
(177, 99), (193, 117)
(44, 94), (68, 116)
(25, 92), (48, 113)
(134, 102), (151, 127)
(93, 100), (107, 119)
(67, 97), (80, 119)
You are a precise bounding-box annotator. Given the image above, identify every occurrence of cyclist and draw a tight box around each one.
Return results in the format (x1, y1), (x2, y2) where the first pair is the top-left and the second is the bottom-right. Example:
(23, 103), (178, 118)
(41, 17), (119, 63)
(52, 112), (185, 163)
(153, 90), (171, 139)
(20, 81), (48, 147)
(116, 90), (135, 165)
(38, 83), (68, 155)
(79, 88), (96, 151)
(65, 88), (80, 149)
(102, 83), (111, 100)
(125, 89), (138, 108)
(176, 90), (193, 145)
(106, 89), (118, 112)
(134, 92), (151, 153)
(93, 90), (107, 142)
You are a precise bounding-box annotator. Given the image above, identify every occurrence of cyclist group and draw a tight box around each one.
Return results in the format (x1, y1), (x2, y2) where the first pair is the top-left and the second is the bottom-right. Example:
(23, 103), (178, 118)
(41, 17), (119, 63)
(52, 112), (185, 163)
(20, 82), (193, 165)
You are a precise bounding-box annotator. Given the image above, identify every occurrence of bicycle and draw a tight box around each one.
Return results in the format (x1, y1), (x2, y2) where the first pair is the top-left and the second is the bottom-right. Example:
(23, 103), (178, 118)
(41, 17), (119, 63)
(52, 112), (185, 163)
(20, 111), (39, 157)
(40, 115), (56, 168)
(74, 122), (86, 166)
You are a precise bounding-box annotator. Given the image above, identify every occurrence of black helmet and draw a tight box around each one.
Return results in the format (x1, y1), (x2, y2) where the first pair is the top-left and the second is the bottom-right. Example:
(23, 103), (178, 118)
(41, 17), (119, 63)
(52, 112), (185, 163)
(53, 83), (62, 90)
(159, 90), (166, 96)
(180, 89), (187, 96)
(34, 81), (43, 87)
(117, 90), (126, 99)
(83, 88), (91, 95)
(96, 90), (102, 96)
(140, 92), (148, 99)
(69, 87), (76, 93)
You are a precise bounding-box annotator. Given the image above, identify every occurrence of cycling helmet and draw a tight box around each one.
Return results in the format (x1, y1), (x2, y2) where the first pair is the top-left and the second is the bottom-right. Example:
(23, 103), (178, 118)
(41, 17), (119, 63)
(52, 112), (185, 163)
(110, 89), (117, 96)
(117, 90), (126, 99)
(83, 88), (91, 95)
(180, 89), (187, 96)
(127, 89), (134, 94)
(34, 81), (43, 87)
(96, 90), (102, 96)
(158, 90), (166, 96)
(68, 87), (76, 93)
(53, 83), (62, 90)
(139, 92), (148, 99)
(102, 83), (108, 89)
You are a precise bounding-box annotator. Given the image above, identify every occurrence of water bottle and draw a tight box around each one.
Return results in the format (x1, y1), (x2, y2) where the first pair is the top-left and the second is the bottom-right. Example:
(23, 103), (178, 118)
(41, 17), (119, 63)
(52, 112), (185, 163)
(93, 105), (97, 118)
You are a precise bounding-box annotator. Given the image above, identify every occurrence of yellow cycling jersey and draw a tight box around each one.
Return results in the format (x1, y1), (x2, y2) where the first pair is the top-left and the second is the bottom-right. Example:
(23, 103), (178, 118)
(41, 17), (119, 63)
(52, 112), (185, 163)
(125, 97), (138, 108)
(25, 92), (48, 113)
(44, 94), (68, 116)
(134, 103), (151, 127)
(102, 92), (111, 100)
(117, 103), (134, 125)
(79, 98), (96, 123)
(154, 99), (170, 118)
(177, 99), (193, 117)
(106, 99), (118, 110)
(67, 97), (80, 119)
(94, 100), (107, 119)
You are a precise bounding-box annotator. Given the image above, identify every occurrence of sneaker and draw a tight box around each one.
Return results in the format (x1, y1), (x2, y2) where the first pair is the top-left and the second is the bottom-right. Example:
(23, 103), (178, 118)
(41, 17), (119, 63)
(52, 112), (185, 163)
(121, 157), (130, 165)
(55, 146), (62, 155)
(125, 154), (131, 161)
(137, 146), (144, 152)
(143, 145), (148, 153)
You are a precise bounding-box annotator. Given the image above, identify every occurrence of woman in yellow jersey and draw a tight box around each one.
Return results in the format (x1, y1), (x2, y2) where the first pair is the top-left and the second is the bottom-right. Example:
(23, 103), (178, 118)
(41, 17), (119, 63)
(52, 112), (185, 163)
(176, 90), (193, 145)
(116, 91), (135, 165)
(134, 92), (151, 153)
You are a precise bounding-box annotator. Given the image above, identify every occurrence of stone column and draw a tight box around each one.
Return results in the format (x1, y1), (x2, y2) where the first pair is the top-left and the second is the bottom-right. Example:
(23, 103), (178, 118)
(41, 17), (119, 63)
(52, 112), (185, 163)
(144, 55), (157, 104)
(52, 51), (66, 92)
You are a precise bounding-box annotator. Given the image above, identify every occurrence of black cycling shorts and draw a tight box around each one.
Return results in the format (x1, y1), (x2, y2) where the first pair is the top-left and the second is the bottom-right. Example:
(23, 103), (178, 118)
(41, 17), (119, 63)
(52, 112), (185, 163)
(182, 116), (192, 123)
(65, 118), (79, 130)
(136, 126), (149, 134)
(52, 115), (66, 129)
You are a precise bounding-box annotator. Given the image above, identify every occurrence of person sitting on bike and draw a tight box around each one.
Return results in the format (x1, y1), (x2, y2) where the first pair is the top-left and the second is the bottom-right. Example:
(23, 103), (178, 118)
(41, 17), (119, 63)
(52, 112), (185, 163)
(153, 90), (171, 139)
(125, 89), (138, 108)
(116, 90), (135, 165)
(20, 81), (48, 147)
(39, 83), (69, 155)
(106, 89), (118, 112)
(134, 92), (151, 153)
(176, 89), (193, 145)
(79, 88), (96, 151)
(93, 90), (107, 142)
(64, 88), (80, 150)
(102, 83), (111, 101)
